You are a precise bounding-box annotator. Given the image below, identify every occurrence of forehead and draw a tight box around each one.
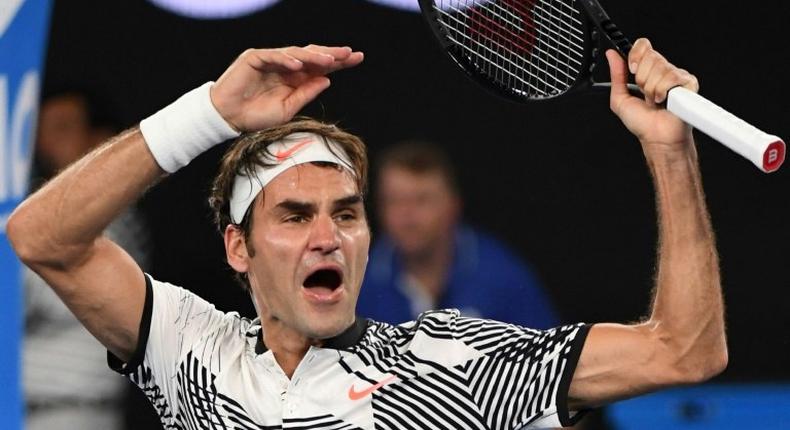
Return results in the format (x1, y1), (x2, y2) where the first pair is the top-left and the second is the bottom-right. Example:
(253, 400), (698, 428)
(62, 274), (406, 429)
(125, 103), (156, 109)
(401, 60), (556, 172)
(41, 95), (87, 120)
(261, 163), (360, 207)
(380, 166), (452, 191)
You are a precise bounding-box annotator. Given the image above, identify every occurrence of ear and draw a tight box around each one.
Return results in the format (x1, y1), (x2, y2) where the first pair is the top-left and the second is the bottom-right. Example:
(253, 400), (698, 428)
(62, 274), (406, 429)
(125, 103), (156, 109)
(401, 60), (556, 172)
(224, 224), (250, 274)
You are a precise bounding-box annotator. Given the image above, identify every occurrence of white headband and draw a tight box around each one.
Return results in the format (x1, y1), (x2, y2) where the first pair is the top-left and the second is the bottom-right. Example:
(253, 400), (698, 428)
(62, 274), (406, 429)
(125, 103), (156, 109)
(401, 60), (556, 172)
(229, 132), (355, 224)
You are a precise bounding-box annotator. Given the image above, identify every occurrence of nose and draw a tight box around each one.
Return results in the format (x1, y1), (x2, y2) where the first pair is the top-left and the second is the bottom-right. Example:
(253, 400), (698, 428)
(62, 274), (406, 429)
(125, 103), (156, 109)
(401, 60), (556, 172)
(308, 214), (341, 254)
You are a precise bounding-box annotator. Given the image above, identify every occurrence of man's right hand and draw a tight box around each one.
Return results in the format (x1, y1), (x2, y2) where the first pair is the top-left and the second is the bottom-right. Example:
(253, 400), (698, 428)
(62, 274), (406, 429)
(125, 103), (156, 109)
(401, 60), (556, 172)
(210, 45), (364, 132)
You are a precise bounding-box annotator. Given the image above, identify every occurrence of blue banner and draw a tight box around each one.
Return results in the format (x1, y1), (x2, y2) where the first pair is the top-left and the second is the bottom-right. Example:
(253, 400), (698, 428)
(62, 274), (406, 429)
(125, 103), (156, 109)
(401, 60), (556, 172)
(607, 384), (790, 429)
(0, 0), (52, 426)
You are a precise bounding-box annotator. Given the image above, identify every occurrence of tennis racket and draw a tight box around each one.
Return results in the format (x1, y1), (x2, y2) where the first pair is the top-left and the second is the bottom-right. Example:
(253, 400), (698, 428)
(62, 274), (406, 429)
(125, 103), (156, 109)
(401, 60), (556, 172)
(418, 0), (785, 173)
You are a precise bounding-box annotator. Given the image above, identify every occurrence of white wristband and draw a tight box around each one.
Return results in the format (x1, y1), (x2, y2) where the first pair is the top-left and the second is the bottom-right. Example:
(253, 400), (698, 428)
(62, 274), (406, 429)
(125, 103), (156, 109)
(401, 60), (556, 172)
(140, 82), (240, 173)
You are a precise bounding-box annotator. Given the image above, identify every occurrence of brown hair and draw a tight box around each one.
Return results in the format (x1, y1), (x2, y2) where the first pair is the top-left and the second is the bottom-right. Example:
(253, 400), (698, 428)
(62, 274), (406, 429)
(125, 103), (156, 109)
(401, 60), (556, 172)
(377, 140), (458, 194)
(208, 117), (368, 289)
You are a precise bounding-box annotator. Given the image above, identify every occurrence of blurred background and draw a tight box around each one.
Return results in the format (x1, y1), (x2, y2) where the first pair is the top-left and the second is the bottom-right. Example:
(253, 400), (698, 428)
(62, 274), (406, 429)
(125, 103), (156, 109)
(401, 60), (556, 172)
(3, 0), (789, 428)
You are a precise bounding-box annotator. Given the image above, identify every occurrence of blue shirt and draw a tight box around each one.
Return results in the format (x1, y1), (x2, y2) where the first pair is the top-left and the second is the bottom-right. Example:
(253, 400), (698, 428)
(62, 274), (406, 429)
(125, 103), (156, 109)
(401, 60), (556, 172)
(358, 225), (560, 329)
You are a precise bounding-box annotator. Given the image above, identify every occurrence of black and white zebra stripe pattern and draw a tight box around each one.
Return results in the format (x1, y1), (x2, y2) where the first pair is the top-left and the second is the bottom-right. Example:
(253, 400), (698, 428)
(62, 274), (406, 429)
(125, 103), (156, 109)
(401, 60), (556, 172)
(116, 279), (589, 430)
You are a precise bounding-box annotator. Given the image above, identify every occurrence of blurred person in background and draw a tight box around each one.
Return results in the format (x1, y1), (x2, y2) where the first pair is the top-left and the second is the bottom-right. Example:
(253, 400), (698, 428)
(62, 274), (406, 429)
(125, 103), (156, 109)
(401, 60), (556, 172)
(357, 141), (559, 328)
(23, 87), (149, 430)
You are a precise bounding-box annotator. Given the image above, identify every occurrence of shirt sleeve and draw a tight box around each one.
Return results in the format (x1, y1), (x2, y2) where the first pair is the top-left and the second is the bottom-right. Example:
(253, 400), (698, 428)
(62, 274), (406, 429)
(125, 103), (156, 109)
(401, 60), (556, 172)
(107, 273), (229, 425)
(453, 316), (591, 428)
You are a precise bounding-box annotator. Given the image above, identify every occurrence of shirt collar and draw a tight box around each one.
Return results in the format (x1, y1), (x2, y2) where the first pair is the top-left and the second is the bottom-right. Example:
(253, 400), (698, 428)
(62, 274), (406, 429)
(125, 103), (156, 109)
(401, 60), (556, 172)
(255, 317), (369, 354)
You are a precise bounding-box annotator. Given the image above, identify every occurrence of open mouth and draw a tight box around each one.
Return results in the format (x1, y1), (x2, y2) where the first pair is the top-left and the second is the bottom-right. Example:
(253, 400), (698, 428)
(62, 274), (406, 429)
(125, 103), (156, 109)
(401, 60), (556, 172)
(303, 268), (343, 297)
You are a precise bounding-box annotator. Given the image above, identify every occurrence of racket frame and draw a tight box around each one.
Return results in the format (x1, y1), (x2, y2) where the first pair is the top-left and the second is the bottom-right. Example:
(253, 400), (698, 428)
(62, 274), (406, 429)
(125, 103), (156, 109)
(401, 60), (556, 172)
(418, 0), (600, 102)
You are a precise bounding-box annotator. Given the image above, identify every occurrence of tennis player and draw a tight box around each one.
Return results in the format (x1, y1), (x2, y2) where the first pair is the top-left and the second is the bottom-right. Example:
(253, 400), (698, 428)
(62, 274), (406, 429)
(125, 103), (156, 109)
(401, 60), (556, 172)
(8, 40), (726, 428)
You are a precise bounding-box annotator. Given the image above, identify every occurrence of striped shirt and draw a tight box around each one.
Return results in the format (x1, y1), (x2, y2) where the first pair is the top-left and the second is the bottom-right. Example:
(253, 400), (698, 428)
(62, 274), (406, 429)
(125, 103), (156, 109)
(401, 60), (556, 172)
(110, 274), (590, 429)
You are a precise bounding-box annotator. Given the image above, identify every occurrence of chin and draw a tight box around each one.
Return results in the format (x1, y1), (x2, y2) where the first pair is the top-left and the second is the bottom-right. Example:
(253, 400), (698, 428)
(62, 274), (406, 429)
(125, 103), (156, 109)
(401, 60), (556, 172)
(303, 314), (354, 339)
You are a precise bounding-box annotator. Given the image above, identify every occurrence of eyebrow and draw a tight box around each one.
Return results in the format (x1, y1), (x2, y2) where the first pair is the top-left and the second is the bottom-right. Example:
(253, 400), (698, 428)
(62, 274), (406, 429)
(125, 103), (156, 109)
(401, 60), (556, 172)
(273, 194), (363, 214)
(332, 194), (364, 211)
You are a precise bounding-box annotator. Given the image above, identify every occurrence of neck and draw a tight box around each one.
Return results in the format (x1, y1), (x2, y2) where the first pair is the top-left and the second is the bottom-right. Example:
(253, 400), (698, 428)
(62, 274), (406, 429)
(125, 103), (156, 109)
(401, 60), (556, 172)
(260, 317), (319, 378)
(401, 233), (454, 301)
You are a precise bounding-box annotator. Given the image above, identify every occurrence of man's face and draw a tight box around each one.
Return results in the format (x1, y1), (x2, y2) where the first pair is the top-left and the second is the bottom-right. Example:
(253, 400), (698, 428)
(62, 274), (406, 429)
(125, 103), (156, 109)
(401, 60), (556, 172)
(378, 166), (460, 257)
(243, 163), (370, 339)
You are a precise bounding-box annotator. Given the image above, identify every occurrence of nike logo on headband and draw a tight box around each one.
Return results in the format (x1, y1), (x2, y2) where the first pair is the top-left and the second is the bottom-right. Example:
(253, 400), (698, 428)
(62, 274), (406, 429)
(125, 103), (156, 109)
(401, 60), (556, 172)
(347, 375), (396, 401)
(275, 138), (313, 162)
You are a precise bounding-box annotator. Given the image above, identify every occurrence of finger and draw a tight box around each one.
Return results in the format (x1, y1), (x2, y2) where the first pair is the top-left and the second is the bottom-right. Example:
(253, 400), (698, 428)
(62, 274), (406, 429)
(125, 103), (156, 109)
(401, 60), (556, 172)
(653, 68), (699, 104)
(282, 46), (337, 67)
(605, 49), (631, 115)
(303, 44), (355, 60)
(244, 49), (304, 72)
(340, 51), (364, 67)
(634, 51), (664, 106)
(628, 38), (653, 74)
(634, 50), (662, 89)
(324, 51), (364, 72)
(298, 51), (364, 75)
(300, 46), (363, 73)
(642, 59), (672, 104)
(678, 68), (699, 92)
(282, 76), (331, 118)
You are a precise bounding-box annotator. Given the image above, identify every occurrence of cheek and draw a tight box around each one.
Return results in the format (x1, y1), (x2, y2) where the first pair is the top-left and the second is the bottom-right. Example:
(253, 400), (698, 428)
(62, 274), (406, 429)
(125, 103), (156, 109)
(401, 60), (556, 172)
(425, 199), (455, 225)
(380, 202), (403, 223)
(341, 226), (370, 260)
(251, 229), (307, 276)
(408, 204), (440, 231)
(261, 229), (301, 253)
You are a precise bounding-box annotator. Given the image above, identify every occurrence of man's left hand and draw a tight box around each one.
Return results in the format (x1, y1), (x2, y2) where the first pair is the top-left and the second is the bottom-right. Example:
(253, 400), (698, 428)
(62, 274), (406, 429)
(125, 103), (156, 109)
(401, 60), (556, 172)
(606, 38), (699, 156)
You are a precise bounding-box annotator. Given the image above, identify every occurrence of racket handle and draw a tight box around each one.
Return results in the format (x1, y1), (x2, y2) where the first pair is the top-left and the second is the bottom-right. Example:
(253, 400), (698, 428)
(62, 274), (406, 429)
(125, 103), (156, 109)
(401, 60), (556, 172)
(666, 87), (785, 173)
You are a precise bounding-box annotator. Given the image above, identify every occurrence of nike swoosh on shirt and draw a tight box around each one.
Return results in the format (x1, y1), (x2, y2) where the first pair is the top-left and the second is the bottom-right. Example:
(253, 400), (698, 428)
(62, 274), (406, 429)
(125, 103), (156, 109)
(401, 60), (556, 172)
(275, 138), (313, 162)
(347, 375), (397, 401)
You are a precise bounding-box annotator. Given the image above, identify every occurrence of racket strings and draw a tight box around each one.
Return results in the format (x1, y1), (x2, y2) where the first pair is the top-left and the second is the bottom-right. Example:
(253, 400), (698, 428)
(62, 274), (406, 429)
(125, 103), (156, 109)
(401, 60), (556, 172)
(434, 0), (587, 98)
(437, 7), (556, 92)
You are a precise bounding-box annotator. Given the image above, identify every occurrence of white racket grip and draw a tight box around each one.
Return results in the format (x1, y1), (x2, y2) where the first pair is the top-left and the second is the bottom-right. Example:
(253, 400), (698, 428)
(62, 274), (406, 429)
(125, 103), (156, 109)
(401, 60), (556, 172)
(666, 87), (785, 173)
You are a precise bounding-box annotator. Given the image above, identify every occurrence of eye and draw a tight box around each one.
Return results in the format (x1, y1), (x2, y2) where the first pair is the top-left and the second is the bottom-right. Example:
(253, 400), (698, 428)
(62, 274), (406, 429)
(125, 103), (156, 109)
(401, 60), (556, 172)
(334, 211), (357, 222)
(284, 214), (309, 224)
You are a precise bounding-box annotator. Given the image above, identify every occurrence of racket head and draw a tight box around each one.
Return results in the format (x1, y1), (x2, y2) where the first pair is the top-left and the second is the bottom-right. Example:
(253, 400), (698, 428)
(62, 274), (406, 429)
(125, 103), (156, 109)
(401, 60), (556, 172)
(419, 0), (599, 102)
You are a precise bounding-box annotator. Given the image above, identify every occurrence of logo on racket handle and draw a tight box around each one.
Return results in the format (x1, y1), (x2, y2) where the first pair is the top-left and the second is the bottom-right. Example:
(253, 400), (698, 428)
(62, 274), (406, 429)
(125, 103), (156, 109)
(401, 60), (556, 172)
(763, 141), (785, 173)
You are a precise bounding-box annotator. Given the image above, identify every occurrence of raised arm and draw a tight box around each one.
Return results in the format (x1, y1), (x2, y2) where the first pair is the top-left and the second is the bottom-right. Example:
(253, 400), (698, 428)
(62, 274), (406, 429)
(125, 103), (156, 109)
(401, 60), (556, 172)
(567, 39), (727, 409)
(6, 45), (363, 361)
